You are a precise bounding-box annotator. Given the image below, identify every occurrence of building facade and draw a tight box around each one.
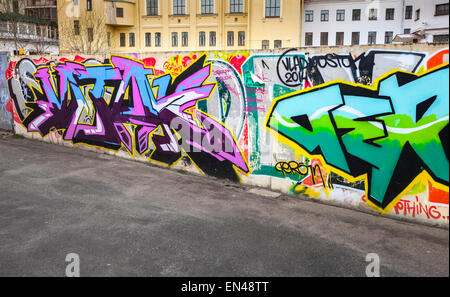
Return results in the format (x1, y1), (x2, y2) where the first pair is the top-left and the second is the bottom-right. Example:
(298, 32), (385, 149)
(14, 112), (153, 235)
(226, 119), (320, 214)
(58, 0), (301, 54)
(57, 0), (449, 54)
(301, 0), (449, 47)
(0, 0), (59, 55)
(407, 0), (449, 43)
(24, 0), (57, 26)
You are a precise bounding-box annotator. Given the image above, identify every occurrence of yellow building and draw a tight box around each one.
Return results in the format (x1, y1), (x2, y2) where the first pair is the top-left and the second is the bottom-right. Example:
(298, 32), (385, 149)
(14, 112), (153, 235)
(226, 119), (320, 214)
(58, 0), (302, 54)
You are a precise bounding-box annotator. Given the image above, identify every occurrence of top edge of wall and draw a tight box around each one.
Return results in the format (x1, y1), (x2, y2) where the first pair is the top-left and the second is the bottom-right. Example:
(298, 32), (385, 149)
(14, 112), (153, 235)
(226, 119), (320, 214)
(9, 42), (449, 62)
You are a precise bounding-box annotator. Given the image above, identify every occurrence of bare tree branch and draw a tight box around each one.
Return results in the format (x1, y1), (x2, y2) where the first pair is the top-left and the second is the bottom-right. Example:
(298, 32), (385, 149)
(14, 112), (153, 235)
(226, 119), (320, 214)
(58, 2), (109, 55)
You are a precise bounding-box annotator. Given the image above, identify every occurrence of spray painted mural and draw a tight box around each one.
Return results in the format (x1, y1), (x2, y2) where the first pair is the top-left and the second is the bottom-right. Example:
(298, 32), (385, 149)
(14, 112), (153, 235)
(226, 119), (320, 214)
(0, 52), (13, 130)
(6, 47), (449, 225)
(267, 64), (448, 212)
(7, 55), (249, 182)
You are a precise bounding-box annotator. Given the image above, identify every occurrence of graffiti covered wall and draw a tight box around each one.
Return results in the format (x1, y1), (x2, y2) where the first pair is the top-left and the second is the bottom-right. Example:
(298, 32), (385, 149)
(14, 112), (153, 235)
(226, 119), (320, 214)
(0, 52), (13, 130)
(6, 44), (449, 227)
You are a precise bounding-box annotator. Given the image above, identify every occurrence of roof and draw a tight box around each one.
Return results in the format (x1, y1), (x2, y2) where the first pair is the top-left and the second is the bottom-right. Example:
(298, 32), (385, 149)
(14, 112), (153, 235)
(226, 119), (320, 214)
(393, 33), (424, 42)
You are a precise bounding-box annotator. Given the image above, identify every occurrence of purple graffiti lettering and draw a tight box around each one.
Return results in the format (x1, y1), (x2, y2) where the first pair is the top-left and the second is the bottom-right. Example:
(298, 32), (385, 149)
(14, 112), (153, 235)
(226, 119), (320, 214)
(8, 55), (249, 181)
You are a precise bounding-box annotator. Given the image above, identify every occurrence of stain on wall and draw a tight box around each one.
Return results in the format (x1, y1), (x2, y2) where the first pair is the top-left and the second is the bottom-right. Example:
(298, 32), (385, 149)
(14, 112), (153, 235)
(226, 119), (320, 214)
(6, 45), (449, 226)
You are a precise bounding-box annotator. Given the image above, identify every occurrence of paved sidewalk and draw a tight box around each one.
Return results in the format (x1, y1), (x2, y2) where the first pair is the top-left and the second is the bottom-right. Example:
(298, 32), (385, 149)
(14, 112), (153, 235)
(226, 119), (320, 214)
(0, 136), (448, 277)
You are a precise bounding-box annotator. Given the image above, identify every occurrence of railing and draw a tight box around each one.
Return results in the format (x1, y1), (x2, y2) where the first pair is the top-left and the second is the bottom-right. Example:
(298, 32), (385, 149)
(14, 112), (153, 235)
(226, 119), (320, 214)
(104, 1), (136, 26)
(25, 0), (57, 8)
(0, 21), (58, 42)
(25, 7), (57, 21)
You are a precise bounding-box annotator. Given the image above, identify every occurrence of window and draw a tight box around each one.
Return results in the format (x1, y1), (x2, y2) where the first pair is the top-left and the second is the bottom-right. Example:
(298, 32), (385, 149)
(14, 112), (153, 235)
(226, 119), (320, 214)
(227, 31), (234, 46)
(369, 8), (377, 20)
(262, 40), (270, 50)
(433, 34), (449, 42)
(182, 32), (188, 46)
(404, 28), (411, 34)
(199, 31), (206, 46)
(415, 9), (420, 20)
(74, 20), (80, 35)
(274, 40), (282, 48)
(385, 31), (393, 44)
(106, 32), (111, 46)
(173, 0), (186, 15)
(155, 32), (161, 46)
(352, 32), (360, 45)
(201, 0), (214, 14)
(120, 33), (126, 47)
(386, 8), (394, 20)
(86, 0), (92, 11)
(0, 22), (9, 33)
(435, 3), (449, 16)
(116, 7), (124, 18)
(12, 0), (19, 12)
(238, 31), (245, 46)
(145, 32), (152, 47)
(87, 28), (94, 42)
(320, 32), (328, 46)
(129, 33), (135, 47)
(51, 27), (57, 39)
(336, 9), (345, 21)
(305, 32), (313, 46)
(147, 0), (158, 16)
(368, 31), (377, 44)
(405, 6), (413, 19)
(230, 0), (243, 14)
(209, 31), (216, 46)
(265, 0), (280, 18)
(352, 9), (361, 20)
(18, 23), (27, 35)
(305, 10), (313, 22)
(172, 32), (178, 46)
(336, 32), (344, 45)
(321, 10), (329, 21)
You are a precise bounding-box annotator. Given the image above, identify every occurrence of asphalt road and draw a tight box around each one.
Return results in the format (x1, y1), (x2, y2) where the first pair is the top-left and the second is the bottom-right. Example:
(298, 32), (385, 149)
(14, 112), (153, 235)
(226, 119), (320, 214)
(0, 134), (448, 277)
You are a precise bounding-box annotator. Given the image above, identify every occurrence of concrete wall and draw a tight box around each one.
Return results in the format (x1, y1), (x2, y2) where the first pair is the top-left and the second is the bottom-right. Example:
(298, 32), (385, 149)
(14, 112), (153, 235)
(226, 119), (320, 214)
(0, 52), (13, 130)
(5, 43), (450, 227)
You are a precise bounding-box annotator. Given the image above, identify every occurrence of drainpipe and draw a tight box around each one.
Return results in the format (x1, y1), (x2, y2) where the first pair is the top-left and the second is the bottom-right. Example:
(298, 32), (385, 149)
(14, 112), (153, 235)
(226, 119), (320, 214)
(248, 0), (251, 50)
(221, 0), (225, 50)
(137, 0), (141, 55)
(300, 0), (304, 48)
(401, 0), (405, 34)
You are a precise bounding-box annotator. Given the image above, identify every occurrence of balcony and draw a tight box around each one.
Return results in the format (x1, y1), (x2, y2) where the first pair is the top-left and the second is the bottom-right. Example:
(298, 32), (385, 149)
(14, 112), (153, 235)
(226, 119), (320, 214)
(104, 0), (136, 27)
(25, 7), (57, 22)
(0, 21), (58, 43)
(25, 0), (57, 8)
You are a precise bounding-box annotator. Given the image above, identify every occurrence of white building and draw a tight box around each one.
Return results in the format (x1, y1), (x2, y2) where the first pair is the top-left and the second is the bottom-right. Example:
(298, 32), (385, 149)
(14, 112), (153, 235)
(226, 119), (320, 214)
(0, 21), (59, 55)
(301, 0), (449, 47)
(407, 0), (449, 43)
(0, 0), (58, 56)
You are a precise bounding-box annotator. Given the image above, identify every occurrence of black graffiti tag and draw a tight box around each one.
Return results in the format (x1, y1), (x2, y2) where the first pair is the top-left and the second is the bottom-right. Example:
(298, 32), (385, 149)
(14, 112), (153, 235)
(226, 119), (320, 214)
(276, 48), (308, 88)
